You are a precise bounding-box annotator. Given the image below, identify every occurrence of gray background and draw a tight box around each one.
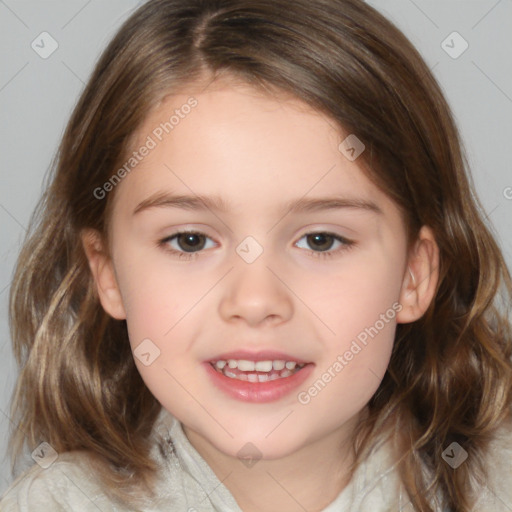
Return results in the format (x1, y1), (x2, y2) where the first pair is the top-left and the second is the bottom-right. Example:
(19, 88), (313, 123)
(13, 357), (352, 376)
(0, 0), (511, 495)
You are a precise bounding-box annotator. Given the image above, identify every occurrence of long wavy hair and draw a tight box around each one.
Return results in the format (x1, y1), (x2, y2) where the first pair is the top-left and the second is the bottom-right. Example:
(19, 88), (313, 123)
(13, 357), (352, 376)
(8, 0), (512, 510)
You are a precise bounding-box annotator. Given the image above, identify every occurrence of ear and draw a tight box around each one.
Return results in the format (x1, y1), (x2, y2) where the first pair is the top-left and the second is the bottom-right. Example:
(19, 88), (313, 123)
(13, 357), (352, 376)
(81, 229), (126, 320)
(396, 225), (439, 324)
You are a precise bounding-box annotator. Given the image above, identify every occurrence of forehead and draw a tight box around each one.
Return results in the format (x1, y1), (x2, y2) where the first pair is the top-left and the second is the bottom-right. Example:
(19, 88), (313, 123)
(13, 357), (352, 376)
(111, 81), (399, 222)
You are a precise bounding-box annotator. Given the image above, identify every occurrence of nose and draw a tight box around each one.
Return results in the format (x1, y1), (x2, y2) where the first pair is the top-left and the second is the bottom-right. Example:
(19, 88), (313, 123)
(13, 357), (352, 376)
(218, 255), (294, 328)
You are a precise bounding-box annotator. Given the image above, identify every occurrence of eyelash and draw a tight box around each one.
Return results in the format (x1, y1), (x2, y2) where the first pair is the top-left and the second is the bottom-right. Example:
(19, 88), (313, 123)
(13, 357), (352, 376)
(158, 230), (355, 261)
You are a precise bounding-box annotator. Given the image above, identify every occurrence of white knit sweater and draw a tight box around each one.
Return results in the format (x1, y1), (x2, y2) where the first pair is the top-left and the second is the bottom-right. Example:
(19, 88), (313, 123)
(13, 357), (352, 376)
(1, 409), (511, 511)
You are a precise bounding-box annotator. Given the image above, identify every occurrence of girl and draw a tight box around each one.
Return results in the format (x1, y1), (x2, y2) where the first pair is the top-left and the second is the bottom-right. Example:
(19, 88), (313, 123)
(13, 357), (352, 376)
(1, 0), (511, 511)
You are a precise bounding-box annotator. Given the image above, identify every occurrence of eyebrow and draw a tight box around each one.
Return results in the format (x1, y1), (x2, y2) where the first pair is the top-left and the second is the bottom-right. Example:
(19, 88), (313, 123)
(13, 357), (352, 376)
(132, 192), (382, 216)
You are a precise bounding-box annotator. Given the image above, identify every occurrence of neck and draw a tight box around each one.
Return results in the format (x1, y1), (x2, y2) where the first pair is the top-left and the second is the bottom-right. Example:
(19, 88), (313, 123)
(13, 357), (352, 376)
(184, 419), (359, 512)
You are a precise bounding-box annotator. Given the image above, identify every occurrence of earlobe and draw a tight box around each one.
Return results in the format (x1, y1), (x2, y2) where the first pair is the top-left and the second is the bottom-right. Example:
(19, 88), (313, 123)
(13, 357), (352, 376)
(81, 229), (126, 320)
(396, 226), (439, 324)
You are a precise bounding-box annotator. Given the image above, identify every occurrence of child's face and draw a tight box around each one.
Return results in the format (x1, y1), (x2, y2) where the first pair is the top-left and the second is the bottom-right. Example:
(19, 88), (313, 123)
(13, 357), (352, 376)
(85, 79), (436, 461)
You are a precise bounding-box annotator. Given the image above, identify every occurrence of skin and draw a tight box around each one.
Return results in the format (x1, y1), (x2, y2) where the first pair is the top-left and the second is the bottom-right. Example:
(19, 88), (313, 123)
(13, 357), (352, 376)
(83, 77), (439, 512)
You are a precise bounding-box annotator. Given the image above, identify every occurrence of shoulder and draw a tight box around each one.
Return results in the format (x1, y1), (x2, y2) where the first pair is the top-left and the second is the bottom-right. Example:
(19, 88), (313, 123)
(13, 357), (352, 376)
(0, 410), (201, 512)
(0, 451), (128, 512)
(348, 419), (512, 512)
(472, 416), (512, 510)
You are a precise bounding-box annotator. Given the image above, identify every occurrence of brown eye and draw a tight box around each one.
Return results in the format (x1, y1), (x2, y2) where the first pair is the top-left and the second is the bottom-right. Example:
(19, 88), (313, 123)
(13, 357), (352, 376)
(161, 231), (215, 255)
(306, 233), (336, 252)
(175, 232), (206, 252)
(295, 231), (355, 259)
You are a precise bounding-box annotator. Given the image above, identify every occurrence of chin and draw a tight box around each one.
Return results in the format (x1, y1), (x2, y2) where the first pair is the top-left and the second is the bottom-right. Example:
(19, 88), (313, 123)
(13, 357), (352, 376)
(207, 423), (311, 461)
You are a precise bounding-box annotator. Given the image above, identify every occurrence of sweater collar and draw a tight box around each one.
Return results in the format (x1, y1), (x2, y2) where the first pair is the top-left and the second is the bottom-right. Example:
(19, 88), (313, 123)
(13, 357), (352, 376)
(156, 408), (243, 511)
(153, 407), (405, 511)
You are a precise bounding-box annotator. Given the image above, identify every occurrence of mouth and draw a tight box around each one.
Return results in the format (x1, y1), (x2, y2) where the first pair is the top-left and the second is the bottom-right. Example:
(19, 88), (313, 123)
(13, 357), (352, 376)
(204, 351), (314, 403)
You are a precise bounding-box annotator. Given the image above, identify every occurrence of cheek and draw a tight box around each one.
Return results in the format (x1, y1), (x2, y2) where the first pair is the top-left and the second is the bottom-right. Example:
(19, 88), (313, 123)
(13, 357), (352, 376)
(115, 259), (207, 410)
(113, 251), (214, 408)
(114, 251), (205, 345)
(304, 245), (404, 342)
(294, 246), (403, 408)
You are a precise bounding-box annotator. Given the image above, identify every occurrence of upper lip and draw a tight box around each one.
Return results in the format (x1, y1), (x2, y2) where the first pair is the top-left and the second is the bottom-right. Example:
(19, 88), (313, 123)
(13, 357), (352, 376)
(207, 350), (311, 364)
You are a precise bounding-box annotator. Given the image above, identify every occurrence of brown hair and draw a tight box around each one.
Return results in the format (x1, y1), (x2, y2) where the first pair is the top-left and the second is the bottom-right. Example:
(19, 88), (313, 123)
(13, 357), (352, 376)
(8, 0), (512, 510)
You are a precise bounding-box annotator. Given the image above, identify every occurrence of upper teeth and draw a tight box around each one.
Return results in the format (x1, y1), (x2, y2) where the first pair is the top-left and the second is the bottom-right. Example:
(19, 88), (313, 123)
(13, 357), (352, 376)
(215, 359), (301, 372)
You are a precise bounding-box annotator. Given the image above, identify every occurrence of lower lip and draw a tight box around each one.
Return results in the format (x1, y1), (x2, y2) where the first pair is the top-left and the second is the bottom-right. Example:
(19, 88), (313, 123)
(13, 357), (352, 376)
(204, 362), (315, 403)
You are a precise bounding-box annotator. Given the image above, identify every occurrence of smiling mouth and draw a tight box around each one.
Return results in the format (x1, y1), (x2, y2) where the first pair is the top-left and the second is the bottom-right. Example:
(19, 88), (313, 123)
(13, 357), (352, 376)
(210, 359), (308, 382)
